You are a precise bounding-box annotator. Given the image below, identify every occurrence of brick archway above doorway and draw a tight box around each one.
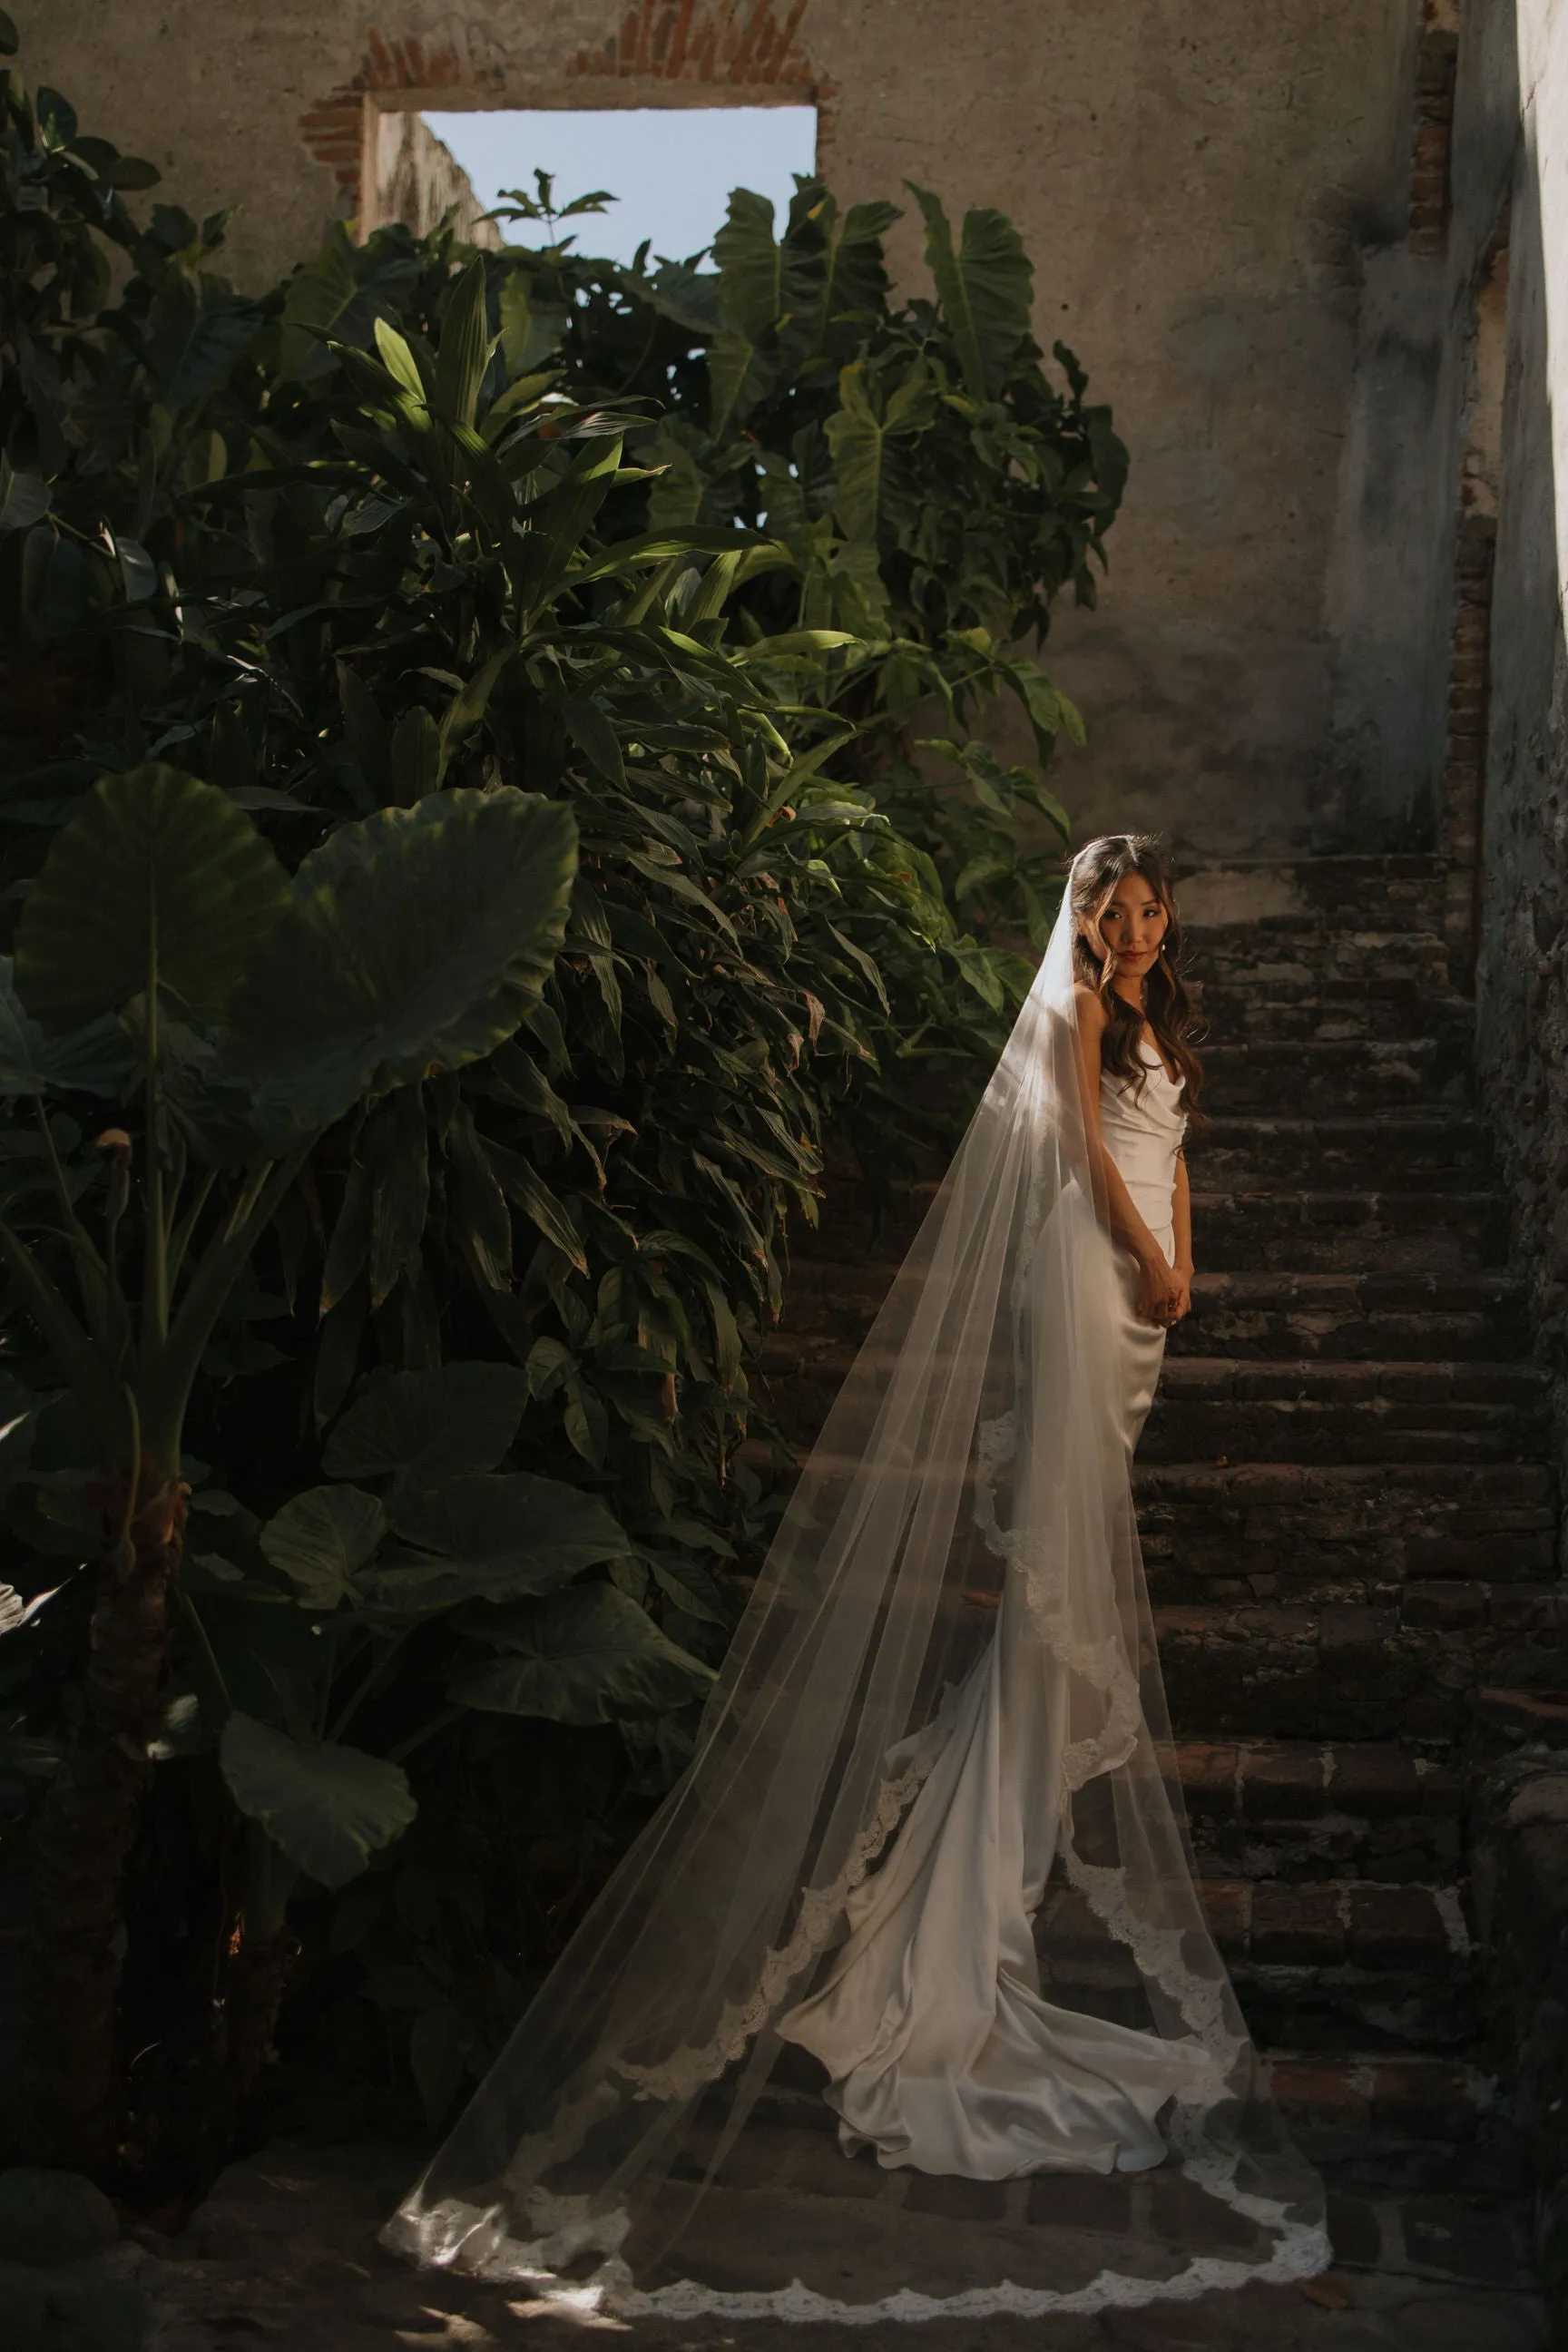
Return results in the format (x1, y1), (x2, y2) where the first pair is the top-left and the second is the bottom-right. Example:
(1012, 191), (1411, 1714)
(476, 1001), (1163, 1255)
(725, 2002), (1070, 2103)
(299, 4), (826, 218)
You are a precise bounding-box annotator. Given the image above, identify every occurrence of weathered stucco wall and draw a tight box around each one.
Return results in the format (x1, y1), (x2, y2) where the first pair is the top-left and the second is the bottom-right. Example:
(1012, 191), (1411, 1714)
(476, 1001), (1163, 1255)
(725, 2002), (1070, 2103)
(17, 0), (1428, 855)
(1472, 0), (1568, 1452)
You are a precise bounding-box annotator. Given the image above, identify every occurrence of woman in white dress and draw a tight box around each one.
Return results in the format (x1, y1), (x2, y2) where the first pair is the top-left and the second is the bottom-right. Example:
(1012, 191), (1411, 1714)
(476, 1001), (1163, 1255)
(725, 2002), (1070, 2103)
(774, 840), (1210, 2179)
(388, 838), (1327, 2318)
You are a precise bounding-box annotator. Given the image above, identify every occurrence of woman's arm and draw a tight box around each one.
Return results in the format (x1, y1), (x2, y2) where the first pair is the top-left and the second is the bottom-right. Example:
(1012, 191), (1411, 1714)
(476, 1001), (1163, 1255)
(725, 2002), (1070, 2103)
(1073, 986), (1183, 1327)
(1170, 1147), (1193, 1324)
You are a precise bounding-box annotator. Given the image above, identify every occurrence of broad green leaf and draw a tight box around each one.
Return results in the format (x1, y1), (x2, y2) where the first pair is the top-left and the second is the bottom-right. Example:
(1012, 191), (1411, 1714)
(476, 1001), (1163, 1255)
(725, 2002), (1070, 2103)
(278, 222), (359, 379)
(449, 1583), (712, 1724)
(366, 1088), (429, 1308)
(826, 358), (935, 545)
(908, 182), (1033, 400)
(221, 789), (577, 1143)
(373, 318), (427, 407)
(220, 1711), (416, 1889)
(444, 1103), (511, 1289)
(0, 959), (133, 1097)
(338, 662), (391, 799)
(260, 1485), (388, 1608)
(434, 257), (493, 430)
(392, 1471), (627, 1582)
(811, 193), (901, 357)
(15, 766), (291, 1036)
(437, 647), (514, 772)
(643, 419), (707, 532)
(389, 707), (440, 804)
(323, 1361), (529, 1483)
(21, 527), (108, 641)
(497, 272), (568, 375)
(648, 1553), (730, 1627)
(711, 187), (790, 342)
(146, 282), (260, 410)
(489, 1144), (587, 1272)
(730, 630), (858, 664)
(0, 460), (50, 534)
(708, 186), (821, 432)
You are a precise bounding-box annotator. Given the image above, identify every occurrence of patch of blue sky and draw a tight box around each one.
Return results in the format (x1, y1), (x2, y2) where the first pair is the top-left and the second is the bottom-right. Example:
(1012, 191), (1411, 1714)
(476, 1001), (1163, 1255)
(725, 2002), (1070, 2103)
(420, 106), (818, 268)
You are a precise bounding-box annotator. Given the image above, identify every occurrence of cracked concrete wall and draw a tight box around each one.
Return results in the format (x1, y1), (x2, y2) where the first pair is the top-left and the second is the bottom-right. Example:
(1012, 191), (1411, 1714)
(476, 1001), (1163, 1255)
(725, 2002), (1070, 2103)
(16, 0), (1426, 856)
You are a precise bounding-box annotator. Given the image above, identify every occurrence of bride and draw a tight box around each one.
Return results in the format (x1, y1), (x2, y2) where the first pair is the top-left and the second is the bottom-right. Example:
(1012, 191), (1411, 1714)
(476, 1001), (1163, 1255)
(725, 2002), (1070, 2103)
(387, 837), (1328, 2317)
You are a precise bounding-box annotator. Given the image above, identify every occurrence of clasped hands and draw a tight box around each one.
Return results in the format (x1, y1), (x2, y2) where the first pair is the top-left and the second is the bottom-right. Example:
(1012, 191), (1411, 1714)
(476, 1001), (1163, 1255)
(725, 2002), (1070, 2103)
(1134, 1245), (1192, 1329)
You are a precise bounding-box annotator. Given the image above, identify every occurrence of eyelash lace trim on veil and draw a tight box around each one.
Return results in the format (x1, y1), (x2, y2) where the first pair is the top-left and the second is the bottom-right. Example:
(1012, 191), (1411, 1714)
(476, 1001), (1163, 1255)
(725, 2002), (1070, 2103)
(384, 877), (1329, 2316)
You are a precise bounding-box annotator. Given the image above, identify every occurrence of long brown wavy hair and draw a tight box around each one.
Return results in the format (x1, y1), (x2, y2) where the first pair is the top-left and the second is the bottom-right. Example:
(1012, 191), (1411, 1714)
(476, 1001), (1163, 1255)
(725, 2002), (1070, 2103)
(1070, 834), (1206, 1126)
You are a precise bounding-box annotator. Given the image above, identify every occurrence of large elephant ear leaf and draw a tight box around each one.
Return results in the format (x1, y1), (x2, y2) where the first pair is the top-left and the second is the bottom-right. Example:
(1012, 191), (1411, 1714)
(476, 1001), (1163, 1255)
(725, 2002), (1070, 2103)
(222, 789), (577, 1146)
(323, 1361), (530, 1483)
(260, 1485), (388, 1609)
(219, 1711), (416, 1890)
(814, 194), (901, 359)
(708, 185), (823, 434)
(389, 1470), (627, 1576)
(14, 765), (291, 1036)
(449, 1583), (713, 1725)
(906, 183), (1033, 401)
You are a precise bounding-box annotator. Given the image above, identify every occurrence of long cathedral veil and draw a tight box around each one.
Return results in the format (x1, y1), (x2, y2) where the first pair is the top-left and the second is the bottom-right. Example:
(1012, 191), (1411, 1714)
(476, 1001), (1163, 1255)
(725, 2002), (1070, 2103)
(386, 872), (1328, 2318)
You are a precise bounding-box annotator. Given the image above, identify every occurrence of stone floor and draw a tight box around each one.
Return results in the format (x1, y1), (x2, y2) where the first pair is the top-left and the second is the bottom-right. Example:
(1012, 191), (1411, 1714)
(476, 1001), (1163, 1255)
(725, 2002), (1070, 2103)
(126, 2135), (1551, 2352)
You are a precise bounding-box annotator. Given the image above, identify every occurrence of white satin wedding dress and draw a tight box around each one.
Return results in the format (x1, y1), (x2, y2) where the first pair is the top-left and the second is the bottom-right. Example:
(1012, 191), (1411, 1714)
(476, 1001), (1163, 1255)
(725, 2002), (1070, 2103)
(777, 1041), (1209, 2179)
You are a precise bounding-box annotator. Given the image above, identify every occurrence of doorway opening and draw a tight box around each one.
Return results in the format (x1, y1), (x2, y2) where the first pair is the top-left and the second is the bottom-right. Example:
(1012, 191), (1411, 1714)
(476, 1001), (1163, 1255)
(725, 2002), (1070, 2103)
(368, 104), (818, 262)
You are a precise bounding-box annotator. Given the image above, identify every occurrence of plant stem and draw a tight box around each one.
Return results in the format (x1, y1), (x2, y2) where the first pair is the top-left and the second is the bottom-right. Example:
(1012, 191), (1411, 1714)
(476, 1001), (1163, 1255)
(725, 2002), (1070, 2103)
(24, 1459), (189, 2176)
(142, 920), (170, 1347)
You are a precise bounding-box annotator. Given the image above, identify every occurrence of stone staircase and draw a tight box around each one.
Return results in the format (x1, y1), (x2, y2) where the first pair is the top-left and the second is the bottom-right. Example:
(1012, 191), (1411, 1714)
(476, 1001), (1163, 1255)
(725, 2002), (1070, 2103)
(759, 854), (1563, 2199)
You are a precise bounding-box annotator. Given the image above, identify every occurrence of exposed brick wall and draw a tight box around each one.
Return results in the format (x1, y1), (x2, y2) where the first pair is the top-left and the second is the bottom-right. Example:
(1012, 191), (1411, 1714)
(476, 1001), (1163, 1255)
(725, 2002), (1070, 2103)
(300, 28), (510, 208)
(301, 6), (826, 221)
(1440, 512), (1496, 979)
(566, 1), (812, 86)
(1409, 4), (1460, 256)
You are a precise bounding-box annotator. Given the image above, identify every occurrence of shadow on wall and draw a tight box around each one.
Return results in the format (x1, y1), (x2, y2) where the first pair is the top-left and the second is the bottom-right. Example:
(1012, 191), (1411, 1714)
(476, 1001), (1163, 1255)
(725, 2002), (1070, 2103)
(1468, 0), (1568, 2325)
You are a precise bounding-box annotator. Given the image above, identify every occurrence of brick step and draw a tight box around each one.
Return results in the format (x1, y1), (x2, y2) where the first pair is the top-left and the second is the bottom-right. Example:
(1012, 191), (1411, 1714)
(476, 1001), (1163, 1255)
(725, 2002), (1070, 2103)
(1136, 1458), (1557, 1597)
(724, 2067), (1510, 2248)
(760, 1349), (1544, 1465)
(1261, 2052), (1501, 2189)
(1187, 1115), (1494, 1191)
(1142, 1357), (1546, 1465)
(1177, 854), (1448, 936)
(1208, 1876), (1476, 2050)
(1168, 1268), (1529, 1361)
(1176, 1738), (1462, 1884)
(1152, 1600), (1564, 1744)
(769, 1260), (1529, 1367)
(1189, 927), (1451, 995)
(1041, 1873), (1475, 2053)
(1200, 1038), (1466, 1113)
(1191, 978), (1471, 1049)
(1470, 1684), (1568, 1762)
(1192, 1188), (1504, 1274)
(735, 1453), (1561, 1611)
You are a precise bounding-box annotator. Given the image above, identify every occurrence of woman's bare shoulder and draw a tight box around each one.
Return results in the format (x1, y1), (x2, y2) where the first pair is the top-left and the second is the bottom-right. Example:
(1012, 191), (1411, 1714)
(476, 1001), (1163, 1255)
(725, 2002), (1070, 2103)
(1073, 981), (1108, 1034)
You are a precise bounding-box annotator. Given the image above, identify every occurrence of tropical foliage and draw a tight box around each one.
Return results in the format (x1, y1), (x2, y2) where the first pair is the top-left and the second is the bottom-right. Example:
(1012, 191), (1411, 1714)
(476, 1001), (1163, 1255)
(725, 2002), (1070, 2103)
(0, 26), (1126, 2190)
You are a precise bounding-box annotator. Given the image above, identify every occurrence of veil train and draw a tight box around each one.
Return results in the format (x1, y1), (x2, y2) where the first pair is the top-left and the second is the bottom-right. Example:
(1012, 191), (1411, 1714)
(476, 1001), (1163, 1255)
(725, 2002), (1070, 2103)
(384, 871), (1329, 2318)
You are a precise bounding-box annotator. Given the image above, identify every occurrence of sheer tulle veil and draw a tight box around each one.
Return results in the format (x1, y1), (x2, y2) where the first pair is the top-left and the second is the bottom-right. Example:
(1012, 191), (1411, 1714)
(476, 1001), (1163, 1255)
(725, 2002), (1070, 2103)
(385, 862), (1329, 2318)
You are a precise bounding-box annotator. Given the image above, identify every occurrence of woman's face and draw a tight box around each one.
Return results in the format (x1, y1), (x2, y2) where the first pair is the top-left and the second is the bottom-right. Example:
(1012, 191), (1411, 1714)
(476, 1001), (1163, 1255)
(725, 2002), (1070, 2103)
(1092, 871), (1171, 984)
